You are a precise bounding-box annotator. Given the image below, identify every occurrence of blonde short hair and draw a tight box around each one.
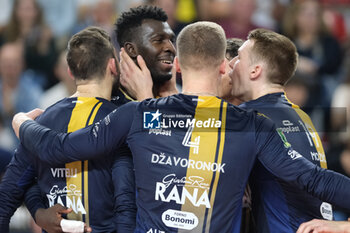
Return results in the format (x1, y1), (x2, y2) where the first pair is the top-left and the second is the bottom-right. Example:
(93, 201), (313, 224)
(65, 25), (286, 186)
(176, 21), (226, 70)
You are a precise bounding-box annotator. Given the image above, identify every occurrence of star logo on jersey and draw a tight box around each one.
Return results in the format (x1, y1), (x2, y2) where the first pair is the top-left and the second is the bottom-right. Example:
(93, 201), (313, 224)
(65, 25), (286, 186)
(144, 110), (162, 129)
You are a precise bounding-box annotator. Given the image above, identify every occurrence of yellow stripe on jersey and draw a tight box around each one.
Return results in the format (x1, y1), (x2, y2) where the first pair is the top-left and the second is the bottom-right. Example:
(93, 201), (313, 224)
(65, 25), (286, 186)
(84, 101), (102, 226)
(205, 101), (227, 233)
(180, 96), (225, 232)
(119, 88), (136, 102)
(83, 160), (89, 226)
(284, 94), (327, 168)
(66, 97), (102, 224)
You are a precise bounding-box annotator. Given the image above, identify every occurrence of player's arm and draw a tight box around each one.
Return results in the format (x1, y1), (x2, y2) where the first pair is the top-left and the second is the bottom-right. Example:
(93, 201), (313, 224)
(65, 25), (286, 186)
(255, 117), (350, 210)
(0, 147), (36, 232)
(24, 182), (46, 222)
(112, 146), (136, 232)
(13, 102), (137, 165)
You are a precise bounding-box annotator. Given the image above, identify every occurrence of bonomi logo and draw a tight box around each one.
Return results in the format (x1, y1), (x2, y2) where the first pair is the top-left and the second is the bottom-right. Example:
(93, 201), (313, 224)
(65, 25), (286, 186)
(161, 209), (198, 230)
(143, 110), (162, 129)
(320, 202), (333, 220)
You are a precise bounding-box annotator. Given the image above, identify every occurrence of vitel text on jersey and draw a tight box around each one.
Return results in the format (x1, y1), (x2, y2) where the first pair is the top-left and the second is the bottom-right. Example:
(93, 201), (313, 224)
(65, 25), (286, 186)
(51, 168), (77, 178)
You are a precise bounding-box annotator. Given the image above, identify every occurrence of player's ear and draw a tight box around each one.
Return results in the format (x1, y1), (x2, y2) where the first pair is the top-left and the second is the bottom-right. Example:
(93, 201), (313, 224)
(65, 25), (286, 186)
(219, 59), (226, 75)
(174, 56), (181, 73)
(124, 42), (138, 59)
(108, 58), (118, 76)
(250, 64), (262, 81)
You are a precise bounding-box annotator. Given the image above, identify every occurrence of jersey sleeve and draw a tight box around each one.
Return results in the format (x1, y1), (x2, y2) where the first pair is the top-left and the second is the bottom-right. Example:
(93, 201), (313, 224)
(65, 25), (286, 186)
(24, 182), (45, 221)
(0, 146), (36, 232)
(19, 102), (137, 165)
(255, 116), (350, 210)
(112, 145), (136, 232)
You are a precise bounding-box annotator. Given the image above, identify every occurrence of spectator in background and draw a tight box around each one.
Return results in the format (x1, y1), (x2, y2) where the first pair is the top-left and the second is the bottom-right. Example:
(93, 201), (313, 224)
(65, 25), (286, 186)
(251, 0), (291, 32)
(0, 43), (42, 150)
(282, 0), (343, 132)
(92, 0), (116, 35)
(327, 66), (350, 221)
(330, 70), (350, 147)
(198, 0), (258, 39)
(146, 0), (187, 35)
(72, 0), (118, 49)
(0, 0), (12, 27)
(113, 0), (143, 16)
(0, 115), (16, 152)
(0, 115), (12, 177)
(37, 0), (77, 49)
(284, 75), (310, 108)
(0, 0), (58, 90)
(174, 0), (198, 24)
(39, 50), (76, 109)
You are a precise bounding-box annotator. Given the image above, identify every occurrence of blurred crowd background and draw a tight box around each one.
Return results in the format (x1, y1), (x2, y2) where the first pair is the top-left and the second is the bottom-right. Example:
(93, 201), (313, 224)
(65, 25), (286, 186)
(0, 0), (350, 232)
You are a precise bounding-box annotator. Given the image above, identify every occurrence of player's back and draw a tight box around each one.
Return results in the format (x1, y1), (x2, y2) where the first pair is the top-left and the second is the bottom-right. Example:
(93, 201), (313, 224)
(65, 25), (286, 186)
(240, 92), (332, 233)
(125, 94), (280, 233)
(33, 97), (119, 232)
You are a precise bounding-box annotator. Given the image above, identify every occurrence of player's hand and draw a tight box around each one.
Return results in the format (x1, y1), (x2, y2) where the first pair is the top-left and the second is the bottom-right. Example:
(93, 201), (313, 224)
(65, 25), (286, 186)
(35, 204), (92, 233)
(120, 48), (153, 101)
(297, 219), (350, 233)
(158, 65), (178, 97)
(12, 108), (44, 138)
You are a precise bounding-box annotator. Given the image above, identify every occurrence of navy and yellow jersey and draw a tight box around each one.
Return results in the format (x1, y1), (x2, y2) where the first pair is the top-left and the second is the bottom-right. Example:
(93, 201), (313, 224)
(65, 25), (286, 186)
(241, 93), (332, 232)
(239, 92), (331, 232)
(0, 148), (37, 232)
(19, 94), (350, 233)
(0, 94), (136, 233)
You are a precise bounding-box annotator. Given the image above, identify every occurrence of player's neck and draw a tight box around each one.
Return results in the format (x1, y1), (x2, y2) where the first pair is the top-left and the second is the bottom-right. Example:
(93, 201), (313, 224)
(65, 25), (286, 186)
(72, 80), (112, 100)
(251, 82), (284, 100)
(181, 71), (219, 96)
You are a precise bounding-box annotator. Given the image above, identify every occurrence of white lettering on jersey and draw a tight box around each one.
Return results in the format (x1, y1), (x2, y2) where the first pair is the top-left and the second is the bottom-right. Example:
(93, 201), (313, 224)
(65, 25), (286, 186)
(162, 209), (199, 230)
(162, 118), (221, 129)
(320, 202), (333, 220)
(51, 168), (77, 178)
(155, 182), (211, 208)
(147, 229), (165, 233)
(310, 151), (326, 163)
(182, 126), (200, 154)
(151, 153), (225, 173)
(288, 149), (303, 160)
(46, 184), (86, 214)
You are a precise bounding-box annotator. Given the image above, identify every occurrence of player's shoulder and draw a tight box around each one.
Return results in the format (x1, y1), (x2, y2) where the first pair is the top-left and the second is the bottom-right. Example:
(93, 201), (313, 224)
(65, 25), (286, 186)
(96, 97), (118, 113)
(136, 94), (187, 112)
(37, 98), (73, 121)
(222, 102), (272, 135)
(226, 102), (262, 120)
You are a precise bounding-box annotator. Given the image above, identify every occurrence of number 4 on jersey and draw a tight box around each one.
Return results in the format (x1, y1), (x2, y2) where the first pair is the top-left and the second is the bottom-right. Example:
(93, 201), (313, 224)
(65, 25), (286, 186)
(182, 126), (200, 154)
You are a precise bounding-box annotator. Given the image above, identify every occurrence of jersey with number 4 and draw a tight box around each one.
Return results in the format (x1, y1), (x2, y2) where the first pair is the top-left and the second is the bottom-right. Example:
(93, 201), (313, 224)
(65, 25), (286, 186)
(19, 94), (350, 233)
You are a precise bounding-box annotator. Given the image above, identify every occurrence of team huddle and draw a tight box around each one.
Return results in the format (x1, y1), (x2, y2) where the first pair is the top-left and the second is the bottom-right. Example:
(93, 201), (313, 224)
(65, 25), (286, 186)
(1, 5), (350, 233)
